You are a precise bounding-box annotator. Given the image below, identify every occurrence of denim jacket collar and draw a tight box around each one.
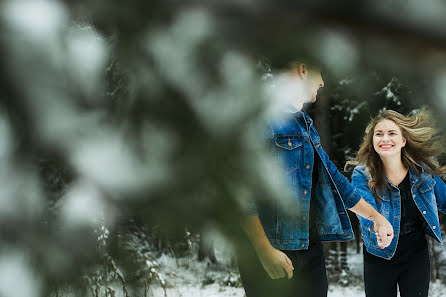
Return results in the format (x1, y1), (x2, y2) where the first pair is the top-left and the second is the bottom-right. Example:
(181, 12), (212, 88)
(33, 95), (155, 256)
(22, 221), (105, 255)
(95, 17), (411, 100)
(376, 166), (431, 201)
(292, 109), (313, 127)
(382, 166), (431, 190)
(283, 104), (300, 114)
(409, 166), (432, 185)
(279, 103), (314, 127)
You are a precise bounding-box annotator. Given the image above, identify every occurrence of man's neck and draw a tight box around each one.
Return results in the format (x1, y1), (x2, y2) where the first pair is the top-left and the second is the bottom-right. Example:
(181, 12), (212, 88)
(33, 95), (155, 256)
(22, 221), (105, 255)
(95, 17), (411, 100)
(292, 102), (303, 111)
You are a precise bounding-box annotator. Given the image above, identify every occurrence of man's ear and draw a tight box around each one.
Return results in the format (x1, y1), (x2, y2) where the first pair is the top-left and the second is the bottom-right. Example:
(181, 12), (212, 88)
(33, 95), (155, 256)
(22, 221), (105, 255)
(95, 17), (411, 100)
(296, 63), (307, 79)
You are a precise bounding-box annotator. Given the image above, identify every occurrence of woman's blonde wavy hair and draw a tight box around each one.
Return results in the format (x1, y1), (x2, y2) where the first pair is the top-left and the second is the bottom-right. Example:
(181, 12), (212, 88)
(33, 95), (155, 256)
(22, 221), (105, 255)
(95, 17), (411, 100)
(345, 108), (446, 197)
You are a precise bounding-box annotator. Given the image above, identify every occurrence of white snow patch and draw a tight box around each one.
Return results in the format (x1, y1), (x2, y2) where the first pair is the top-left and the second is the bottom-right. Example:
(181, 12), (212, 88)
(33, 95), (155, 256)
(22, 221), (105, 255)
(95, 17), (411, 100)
(61, 181), (106, 228)
(2, 0), (67, 41)
(434, 71), (446, 108)
(66, 25), (108, 97)
(0, 251), (41, 297)
(317, 30), (359, 75)
(0, 112), (13, 160)
(328, 285), (365, 297)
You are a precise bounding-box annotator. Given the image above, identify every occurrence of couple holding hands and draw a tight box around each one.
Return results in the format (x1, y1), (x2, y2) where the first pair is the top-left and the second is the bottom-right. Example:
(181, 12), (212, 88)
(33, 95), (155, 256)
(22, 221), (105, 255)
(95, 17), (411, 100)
(239, 62), (446, 297)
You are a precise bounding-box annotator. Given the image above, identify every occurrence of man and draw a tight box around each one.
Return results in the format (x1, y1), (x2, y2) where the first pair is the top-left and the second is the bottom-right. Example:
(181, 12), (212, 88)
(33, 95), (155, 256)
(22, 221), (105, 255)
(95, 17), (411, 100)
(238, 62), (394, 297)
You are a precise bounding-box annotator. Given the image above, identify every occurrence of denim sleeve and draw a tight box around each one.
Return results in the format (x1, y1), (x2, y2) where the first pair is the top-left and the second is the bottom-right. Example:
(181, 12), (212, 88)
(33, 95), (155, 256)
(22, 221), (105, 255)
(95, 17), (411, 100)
(433, 175), (446, 213)
(318, 148), (361, 209)
(351, 166), (377, 230)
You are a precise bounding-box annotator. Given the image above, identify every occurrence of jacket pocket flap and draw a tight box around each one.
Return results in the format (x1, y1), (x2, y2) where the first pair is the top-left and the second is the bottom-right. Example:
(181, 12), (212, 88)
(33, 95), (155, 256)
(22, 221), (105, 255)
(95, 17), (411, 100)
(274, 135), (303, 150)
(419, 178), (436, 193)
(377, 190), (390, 202)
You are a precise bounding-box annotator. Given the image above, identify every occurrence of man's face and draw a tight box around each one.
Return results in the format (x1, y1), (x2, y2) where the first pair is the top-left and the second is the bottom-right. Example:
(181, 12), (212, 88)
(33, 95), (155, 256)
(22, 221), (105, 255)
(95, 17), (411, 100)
(271, 65), (324, 111)
(303, 70), (324, 104)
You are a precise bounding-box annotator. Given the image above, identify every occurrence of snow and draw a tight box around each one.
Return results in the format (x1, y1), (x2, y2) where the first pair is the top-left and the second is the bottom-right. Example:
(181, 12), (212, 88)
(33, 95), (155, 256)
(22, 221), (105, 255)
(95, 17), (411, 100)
(346, 101), (367, 122)
(434, 71), (446, 108)
(66, 25), (108, 97)
(339, 77), (354, 86)
(0, 112), (12, 160)
(145, 243), (446, 297)
(0, 251), (41, 297)
(61, 181), (106, 228)
(328, 286), (364, 297)
(1, 0), (67, 41)
(375, 78), (402, 106)
(317, 30), (359, 75)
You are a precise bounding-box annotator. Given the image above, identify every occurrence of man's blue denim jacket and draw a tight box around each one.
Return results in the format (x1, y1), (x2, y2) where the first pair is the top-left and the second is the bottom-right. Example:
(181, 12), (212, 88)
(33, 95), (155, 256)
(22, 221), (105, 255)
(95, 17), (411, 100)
(247, 110), (361, 250)
(352, 165), (446, 259)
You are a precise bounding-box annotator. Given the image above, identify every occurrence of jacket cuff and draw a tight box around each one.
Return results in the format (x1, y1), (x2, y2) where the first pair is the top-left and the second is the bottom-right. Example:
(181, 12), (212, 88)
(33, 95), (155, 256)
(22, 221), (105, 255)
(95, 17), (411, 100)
(342, 188), (362, 209)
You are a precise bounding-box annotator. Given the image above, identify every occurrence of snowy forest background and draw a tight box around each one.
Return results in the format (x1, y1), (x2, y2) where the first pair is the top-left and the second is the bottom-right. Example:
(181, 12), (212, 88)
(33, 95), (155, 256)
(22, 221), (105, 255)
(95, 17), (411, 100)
(1, 0), (446, 296)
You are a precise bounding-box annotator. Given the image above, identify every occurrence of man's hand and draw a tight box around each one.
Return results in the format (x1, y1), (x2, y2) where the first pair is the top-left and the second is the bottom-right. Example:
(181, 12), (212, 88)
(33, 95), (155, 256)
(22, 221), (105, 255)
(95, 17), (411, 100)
(372, 215), (394, 249)
(243, 216), (294, 279)
(257, 246), (294, 279)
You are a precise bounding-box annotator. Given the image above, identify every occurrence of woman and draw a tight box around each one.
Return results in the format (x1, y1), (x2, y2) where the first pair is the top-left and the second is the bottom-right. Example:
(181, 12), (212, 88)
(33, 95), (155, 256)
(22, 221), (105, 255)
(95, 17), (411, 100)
(346, 109), (446, 297)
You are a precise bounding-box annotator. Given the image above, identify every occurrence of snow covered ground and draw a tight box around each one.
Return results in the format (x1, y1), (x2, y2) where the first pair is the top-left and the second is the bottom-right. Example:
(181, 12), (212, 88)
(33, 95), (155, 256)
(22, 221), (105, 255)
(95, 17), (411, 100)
(147, 237), (446, 297)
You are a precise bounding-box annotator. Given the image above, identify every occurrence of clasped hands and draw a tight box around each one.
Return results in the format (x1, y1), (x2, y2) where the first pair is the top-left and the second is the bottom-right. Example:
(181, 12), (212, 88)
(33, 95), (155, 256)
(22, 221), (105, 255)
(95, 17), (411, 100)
(372, 215), (394, 249)
(257, 215), (394, 280)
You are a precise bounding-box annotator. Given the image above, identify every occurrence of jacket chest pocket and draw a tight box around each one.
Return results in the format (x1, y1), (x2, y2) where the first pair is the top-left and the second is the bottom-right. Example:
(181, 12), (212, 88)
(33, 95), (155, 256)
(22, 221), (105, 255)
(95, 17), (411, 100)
(419, 178), (437, 207)
(273, 135), (303, 172)
(376, 191), (391, 215)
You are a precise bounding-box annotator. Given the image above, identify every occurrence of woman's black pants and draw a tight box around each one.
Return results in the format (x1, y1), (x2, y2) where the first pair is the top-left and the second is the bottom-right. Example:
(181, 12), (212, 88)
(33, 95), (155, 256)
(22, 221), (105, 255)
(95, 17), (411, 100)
(363, 240), (430, 297)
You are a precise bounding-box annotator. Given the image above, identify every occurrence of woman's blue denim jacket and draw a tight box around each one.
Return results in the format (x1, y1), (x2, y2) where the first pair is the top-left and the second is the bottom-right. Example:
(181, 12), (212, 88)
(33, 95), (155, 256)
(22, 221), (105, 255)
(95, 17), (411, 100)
(247, 110), (361, 250)
(352, 165), (446, 259)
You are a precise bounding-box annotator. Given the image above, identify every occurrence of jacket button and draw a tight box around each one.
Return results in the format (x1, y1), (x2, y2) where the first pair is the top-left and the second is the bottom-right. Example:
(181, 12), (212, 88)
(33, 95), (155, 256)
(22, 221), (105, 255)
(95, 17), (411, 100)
(422, 211), (426, 215)
(302, 216), (307, 221)
(306, 138), (310, 143)
(301, 244), (305, 248)
(305, 164), (310, 169)
(303, 190), (308, 195)
(288, 138), (292, 147)
(433, 226), (436, 230)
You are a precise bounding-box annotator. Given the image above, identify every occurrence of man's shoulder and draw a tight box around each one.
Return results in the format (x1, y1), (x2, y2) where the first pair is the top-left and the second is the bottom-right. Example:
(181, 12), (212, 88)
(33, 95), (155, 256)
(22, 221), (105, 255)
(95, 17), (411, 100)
(268, 111), (311, 131)
(268, 112), (304, 134)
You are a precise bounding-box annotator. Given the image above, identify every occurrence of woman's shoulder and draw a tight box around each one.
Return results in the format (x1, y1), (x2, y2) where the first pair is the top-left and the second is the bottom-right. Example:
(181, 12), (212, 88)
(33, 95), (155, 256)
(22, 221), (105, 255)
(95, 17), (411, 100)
(413, 163), (436, 180)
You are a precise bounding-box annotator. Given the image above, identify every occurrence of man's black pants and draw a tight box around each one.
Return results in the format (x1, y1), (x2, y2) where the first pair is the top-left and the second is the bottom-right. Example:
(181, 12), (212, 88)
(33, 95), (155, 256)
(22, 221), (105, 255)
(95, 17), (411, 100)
(237, 240), (328, 297)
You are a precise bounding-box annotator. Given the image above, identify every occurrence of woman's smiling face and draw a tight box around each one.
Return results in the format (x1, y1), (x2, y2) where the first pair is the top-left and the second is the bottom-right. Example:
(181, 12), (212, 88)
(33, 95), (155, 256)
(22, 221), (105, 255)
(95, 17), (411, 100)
(373, 119), (407, 158)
